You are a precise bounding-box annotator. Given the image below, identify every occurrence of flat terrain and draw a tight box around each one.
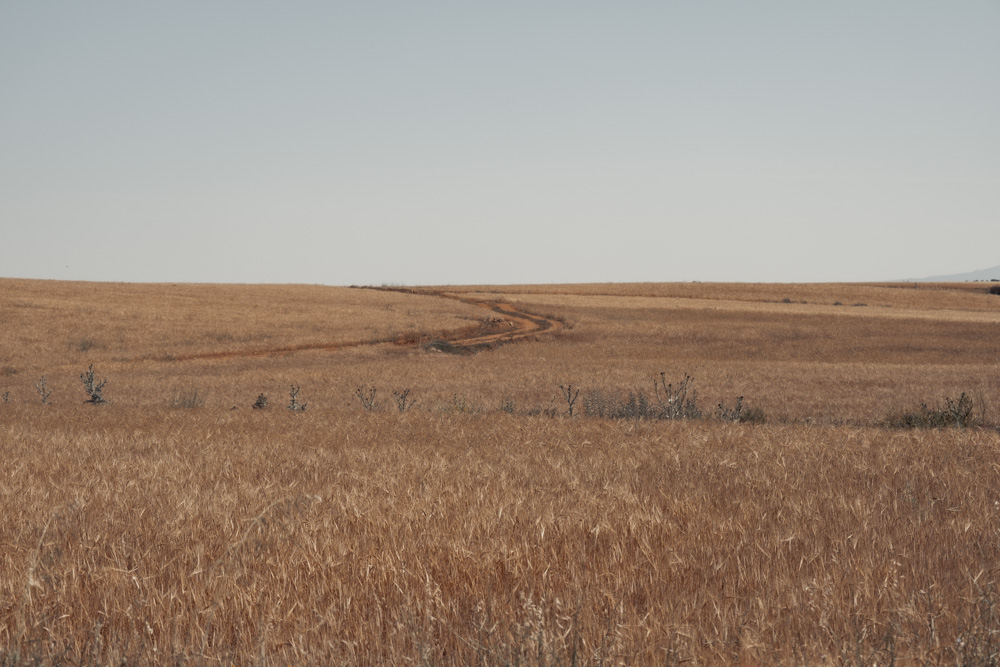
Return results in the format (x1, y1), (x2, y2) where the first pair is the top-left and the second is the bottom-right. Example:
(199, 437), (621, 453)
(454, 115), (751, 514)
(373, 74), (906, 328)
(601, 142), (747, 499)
(1, 278), (999, 664)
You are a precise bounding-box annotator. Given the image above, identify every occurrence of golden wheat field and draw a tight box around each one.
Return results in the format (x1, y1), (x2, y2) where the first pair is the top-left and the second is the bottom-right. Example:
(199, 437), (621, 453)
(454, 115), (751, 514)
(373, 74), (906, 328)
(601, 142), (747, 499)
(1, 277), (999, 665)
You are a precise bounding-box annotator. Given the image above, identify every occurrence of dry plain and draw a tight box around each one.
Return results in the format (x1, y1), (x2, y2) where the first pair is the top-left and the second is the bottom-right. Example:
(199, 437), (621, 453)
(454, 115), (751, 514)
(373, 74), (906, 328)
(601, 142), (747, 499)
(1, 278), (999, 664)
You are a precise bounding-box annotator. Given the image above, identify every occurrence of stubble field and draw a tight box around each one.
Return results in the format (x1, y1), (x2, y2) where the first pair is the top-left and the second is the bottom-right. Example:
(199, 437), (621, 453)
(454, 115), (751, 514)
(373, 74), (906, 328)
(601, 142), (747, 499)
(1, 278), (999, 664)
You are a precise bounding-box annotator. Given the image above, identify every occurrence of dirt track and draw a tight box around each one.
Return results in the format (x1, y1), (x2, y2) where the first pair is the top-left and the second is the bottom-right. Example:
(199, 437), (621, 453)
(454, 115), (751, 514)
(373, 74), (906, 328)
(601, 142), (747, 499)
(161, 288), (561, 362)
(424, 291), (562, 350)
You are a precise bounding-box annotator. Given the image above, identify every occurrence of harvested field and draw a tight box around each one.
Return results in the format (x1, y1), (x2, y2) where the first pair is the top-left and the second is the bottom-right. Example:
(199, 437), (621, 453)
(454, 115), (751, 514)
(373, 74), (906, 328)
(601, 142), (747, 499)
(1, 278), (999, 664)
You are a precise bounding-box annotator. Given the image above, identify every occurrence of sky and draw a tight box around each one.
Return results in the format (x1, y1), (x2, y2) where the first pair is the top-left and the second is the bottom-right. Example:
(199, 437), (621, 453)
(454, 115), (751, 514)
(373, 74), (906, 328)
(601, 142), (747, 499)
(1, 2), (998, 285)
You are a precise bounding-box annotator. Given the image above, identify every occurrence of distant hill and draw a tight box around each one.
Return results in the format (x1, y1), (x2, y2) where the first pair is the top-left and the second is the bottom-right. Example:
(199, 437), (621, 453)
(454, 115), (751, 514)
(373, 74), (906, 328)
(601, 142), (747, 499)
(905, 265), (1000, 282)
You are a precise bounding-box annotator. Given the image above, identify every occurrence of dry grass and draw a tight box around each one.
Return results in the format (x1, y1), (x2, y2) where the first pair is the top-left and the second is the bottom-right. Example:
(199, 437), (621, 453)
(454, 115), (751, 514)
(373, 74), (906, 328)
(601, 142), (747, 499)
(446, 280), (1000, 312)
(1, 278), (999, 664)
(0, 279), (485, 372)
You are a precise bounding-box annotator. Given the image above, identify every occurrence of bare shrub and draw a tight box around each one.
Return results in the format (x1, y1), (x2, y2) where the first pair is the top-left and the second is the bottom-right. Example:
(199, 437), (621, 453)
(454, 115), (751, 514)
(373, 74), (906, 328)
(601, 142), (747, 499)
(35, 376), (52, 405)
(559, 384), (580, 417)
(80, 364), (107, 405)
(287, 385), (307, 412)
(716, 395), (745, 422)
(252, 393), (268, 410)
(716, 396), (767, 424)
(392, 388), (417, 413)
(654, 373), (701, 420)
(356, 387), (377, 412)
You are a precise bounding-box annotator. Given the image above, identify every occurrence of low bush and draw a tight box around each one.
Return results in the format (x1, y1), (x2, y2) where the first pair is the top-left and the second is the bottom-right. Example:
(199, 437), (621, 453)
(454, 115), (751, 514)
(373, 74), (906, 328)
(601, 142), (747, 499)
(579, 374), (704, 421)
(80, 364), (107, 405)
(448, 394), (480, 415)
(581, 383), (765, 424)
(425, 339), (476, 355)
(716, 396), (767, 424)
(68, 338), (101, 352)
(885, 392), (977, 429)
(582, 389), (654, 420)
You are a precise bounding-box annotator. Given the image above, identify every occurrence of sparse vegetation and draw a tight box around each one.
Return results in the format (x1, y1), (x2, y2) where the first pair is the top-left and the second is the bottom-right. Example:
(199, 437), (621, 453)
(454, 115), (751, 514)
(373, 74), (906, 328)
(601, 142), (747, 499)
(559, 383), (580, 417)
(582, 388), (658, 420)
(80, 364), (107, 404)
(287, 385), (307, 411)
(716, 395), (744, 422)
(448, 393), (479, 415)
(716, 395), (768, 424)
(426, 338), (475, 354)
(577, 376), (758, 424)
(654, 372), (701, 420)
(885, 392), (977, 429)
(168, 388), (206, 409)
(990, 284), (1000, 295)
(35, 375), (51, 405)
(356, 386), (377, 412)
(252, 393), (269, 410)
(1, 391), (9, 403)
(392, 388), (416, 413)
(68, 337), (99, 352)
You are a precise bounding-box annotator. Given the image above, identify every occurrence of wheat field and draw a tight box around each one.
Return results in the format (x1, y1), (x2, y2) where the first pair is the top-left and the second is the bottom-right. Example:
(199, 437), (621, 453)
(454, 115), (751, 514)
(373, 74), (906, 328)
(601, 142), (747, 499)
(1, 278), (999, 664)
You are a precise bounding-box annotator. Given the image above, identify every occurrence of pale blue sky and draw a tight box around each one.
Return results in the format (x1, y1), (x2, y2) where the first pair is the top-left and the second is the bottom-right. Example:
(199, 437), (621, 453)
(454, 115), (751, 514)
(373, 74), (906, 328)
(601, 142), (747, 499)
(2, 2), (997, 285)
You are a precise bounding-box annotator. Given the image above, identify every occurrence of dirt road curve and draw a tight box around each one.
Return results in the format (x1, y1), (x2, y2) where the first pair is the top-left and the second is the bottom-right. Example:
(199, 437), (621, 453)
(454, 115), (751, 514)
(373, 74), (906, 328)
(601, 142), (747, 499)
(162, 288), (561, 362)
(426, 291), (562, 351)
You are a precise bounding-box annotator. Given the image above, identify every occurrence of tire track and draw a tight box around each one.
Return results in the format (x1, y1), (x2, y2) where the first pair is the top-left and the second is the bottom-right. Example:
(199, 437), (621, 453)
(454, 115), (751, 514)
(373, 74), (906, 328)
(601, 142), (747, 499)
(424, 291), (562, 351)
(157, 288), (561, 362)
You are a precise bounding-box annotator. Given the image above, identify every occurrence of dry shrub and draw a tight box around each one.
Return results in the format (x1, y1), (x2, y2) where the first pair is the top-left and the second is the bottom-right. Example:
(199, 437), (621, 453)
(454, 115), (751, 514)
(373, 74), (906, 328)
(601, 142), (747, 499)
(885, 392), (978, 429)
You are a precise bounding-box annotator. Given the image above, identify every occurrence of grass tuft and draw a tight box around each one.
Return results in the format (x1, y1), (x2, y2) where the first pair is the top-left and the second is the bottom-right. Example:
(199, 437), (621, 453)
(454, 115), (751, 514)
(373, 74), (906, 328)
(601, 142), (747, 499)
(168, 388), (206, 409)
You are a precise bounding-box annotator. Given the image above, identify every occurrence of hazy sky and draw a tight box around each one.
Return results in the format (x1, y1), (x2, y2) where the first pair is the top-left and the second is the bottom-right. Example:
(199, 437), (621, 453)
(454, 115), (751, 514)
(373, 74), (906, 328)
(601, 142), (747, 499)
(2, 2), (997, 285)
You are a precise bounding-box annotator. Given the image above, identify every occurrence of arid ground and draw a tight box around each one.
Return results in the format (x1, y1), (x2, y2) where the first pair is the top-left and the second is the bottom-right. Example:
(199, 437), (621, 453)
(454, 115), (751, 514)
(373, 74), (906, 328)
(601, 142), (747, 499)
(1, 278), (999, 664)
